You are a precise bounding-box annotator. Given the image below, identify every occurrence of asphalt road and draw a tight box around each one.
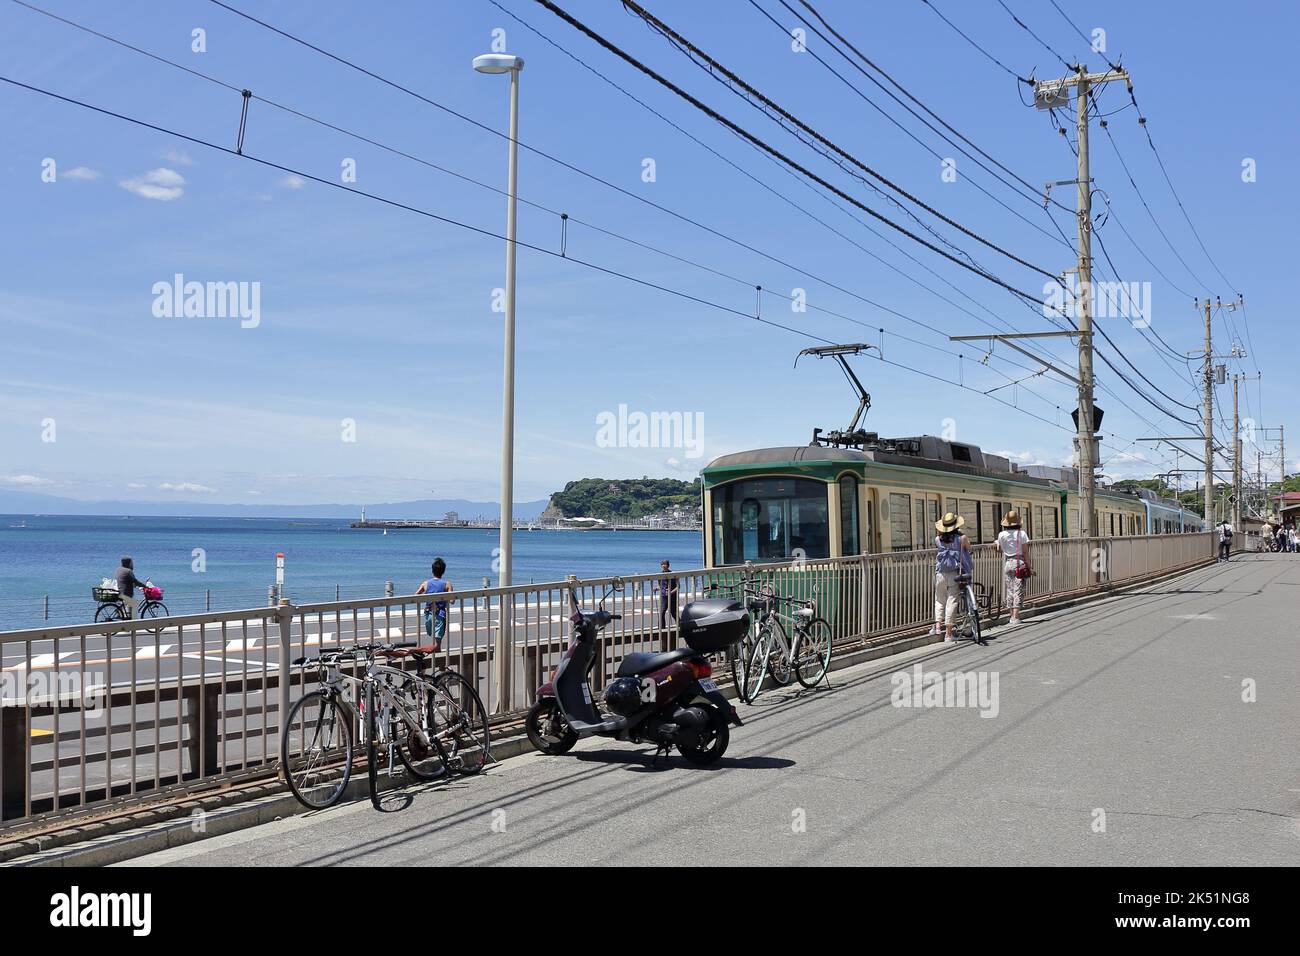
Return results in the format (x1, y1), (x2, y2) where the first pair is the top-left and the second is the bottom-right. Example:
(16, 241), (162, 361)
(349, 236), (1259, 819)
(125, 554), (1300, 866)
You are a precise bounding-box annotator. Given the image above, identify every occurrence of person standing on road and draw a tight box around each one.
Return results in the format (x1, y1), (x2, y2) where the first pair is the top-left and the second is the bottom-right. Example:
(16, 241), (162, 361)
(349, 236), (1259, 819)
(1289, 525), (1298, 554)
(996, 511), (1031, 626)
(1217, 519), (1233, 562)
(114, 556), (145, 619)
(656, 559), (679, 629)
(932, 513), (973, 642)
(415, 557), (453, 651)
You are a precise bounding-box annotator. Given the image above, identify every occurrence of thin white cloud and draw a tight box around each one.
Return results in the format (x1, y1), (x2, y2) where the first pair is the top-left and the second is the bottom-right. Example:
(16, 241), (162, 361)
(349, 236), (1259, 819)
(62, 166), (101, 181)
(162, 150), (193, 166)
(126, 482), (147, 489)
(119, 167), (185, 201)
(279, 174), (306, 190)
(0, 474), (52, 486)
(158, 481), (216, 494)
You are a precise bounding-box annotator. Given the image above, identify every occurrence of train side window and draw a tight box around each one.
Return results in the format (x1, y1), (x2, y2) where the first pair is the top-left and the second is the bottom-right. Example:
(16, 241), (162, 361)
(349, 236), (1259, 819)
(980, 501), (996, 544)
(889, 492), (912, 551)
(839, 475), (860, 555)
(1069, 508), (1080, 535)
(958, 498), (978, 542)
(945, 497), (957, 520)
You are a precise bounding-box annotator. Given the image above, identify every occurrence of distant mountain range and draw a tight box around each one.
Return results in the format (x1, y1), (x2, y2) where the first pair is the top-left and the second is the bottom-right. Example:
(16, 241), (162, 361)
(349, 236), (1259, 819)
(0, 489), (549, 521)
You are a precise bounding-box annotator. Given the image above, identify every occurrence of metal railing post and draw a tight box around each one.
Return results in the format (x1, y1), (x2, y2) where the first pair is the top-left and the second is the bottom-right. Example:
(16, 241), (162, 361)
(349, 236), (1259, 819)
(276, 599), (293, 758)
(496, 590), (513, 713)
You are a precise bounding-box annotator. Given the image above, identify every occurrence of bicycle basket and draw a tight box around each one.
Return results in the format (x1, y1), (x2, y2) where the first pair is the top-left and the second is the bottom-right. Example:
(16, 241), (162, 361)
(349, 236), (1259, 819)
(143, 585), (163, 600)
(92, 586), (120, 602)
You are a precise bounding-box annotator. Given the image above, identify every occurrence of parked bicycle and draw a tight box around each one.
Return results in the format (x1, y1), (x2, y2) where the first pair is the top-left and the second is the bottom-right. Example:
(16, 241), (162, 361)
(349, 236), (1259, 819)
(954, 573), (986, 646)
(741, 586), (832, 703)
(281, 640), (489, 810)
(92, 582), (168, 624)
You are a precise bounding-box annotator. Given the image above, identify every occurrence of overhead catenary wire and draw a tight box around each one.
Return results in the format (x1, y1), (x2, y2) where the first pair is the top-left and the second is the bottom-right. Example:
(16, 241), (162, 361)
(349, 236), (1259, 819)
(17, 0), (1071, 418)
(612, 0), (1067, 284)
(533, 0), (1057, 302)
(2, 72), (1116, 442)
(11, 3), (1172, 469)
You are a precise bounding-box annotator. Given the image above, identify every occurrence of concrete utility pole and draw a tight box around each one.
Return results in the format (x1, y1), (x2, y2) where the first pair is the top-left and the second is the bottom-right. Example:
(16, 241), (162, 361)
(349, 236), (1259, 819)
(1201, 298), (1215, 526)
(1033, 65), (1129, 536)
(1232, 375), (1241, 531)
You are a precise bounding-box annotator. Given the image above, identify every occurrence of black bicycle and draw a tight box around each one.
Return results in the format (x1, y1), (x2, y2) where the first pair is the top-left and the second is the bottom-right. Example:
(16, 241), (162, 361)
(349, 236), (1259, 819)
(93, 583), (168, 624)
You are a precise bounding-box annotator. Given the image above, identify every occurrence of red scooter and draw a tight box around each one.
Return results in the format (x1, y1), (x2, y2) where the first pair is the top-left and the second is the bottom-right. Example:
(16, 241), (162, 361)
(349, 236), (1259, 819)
(524, 578), (746, 765)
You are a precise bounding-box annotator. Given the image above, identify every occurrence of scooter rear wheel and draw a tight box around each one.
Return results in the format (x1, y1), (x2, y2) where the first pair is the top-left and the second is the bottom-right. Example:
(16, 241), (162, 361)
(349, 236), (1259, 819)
(525, 698), (578, 755)
(677, 705), (729, 766)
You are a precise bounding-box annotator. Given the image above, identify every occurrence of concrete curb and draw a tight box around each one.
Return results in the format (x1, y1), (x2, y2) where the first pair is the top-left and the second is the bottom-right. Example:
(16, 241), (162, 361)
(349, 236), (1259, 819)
(0, 556), (1214, 867)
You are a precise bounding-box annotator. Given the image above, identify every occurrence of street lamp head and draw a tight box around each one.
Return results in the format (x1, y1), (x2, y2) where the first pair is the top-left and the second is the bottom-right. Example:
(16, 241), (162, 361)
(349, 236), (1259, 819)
(473, 53), (524, 74)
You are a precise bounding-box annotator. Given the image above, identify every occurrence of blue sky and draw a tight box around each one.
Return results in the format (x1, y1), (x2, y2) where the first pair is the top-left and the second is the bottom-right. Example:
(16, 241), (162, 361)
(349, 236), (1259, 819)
(2, 0), (1295, 507)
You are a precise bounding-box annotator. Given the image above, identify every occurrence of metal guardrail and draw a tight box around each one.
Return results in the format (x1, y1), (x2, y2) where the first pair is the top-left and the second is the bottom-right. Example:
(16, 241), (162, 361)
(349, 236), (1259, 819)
(0, 532), (1214, 831)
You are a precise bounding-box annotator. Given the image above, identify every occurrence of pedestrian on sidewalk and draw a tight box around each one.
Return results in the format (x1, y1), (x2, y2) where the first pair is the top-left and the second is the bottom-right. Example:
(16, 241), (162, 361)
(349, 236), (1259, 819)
(932, 512), (972, 642)
(997, 511), (1031, 626)
(655, 559), (679, 629)
(415, 557), (453, 650)
(1217, 519), (1233, 562)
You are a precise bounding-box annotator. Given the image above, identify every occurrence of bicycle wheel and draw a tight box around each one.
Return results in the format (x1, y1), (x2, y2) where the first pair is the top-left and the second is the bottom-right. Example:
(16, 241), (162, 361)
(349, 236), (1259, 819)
(365, 682), (381, 808)
(431, 670), (490, 775)
(743, 629), (772, 702)
(727, 637), (750, 696)
(139, 601), (168, 619)
(94, 603), (124, 624)
(767, 636), (793, 686)
(795, 617), (833, 689)
(965, 588), (984, 645)
(393, 677), (449, 782)
(281, 690), (353, 810)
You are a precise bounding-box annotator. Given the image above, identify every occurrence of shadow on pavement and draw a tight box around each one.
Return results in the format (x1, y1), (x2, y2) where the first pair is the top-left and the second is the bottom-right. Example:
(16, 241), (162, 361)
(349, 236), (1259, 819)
(573, 748), (795, 772)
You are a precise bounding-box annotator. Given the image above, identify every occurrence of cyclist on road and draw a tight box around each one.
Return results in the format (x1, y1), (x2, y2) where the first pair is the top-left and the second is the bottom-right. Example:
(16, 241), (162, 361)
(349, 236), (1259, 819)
(114, 556), (145, 619)
(416, 557), (453, 651)
(932, 512), (972, 643)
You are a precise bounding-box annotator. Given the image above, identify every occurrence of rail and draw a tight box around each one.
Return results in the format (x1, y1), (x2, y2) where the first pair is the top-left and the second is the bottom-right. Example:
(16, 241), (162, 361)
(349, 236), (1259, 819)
(0, 532), (1214, 830)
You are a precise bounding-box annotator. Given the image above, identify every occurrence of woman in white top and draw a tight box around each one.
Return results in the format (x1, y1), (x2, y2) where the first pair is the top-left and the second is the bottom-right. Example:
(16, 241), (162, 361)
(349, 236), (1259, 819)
(996, 510), (1031, 626)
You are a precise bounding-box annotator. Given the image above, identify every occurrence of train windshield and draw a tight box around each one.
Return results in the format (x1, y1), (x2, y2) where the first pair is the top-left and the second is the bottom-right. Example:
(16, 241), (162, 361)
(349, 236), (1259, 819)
(711, 477), (829, 565)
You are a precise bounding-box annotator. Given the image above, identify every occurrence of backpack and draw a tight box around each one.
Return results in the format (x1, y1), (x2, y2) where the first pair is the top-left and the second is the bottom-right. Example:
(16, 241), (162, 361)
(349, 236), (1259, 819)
(936, 536), (963, 573)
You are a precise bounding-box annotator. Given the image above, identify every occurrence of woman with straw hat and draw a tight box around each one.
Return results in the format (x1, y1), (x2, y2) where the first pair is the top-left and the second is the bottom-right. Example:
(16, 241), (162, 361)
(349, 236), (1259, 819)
(996, 510), (1032, 626)
(932, 512), (973, 642)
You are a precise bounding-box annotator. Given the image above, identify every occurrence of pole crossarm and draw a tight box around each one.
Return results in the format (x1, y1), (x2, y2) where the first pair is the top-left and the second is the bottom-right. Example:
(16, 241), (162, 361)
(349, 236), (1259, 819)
(949, 332), (1081, 384)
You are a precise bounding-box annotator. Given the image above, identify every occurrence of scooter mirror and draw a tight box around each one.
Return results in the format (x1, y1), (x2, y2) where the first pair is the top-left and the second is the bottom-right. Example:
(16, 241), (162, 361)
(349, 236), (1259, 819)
(612, 576), (625, 592)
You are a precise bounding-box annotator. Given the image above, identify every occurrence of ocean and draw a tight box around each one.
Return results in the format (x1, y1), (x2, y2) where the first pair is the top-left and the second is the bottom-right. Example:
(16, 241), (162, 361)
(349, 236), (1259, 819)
(0, 514), (704, 631)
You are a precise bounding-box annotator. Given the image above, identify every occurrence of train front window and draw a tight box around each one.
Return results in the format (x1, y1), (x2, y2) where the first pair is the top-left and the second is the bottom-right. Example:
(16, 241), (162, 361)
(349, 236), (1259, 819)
(711, 478), (830, 565)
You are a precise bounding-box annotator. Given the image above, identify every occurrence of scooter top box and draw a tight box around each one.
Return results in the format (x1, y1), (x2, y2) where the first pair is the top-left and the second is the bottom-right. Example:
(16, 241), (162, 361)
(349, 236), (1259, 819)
(679, 598), (750, 652)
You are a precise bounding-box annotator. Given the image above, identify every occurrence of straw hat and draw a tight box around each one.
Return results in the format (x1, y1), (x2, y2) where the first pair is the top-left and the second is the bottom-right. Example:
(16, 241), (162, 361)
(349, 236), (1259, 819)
(1001, 510), (1022, 528)
(935, 512), (966, 533)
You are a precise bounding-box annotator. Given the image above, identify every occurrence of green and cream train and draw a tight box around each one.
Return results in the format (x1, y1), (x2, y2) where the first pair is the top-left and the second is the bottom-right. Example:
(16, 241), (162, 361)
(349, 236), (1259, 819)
(701, 435), (1202, 566)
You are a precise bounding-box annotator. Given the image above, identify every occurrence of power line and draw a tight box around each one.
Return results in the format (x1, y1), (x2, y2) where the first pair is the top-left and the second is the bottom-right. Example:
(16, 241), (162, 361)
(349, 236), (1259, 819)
(755, 0), (1077, 248)
(1, 71), (1100, 437)
(22, 0), (1072, 416)
(598, 0), (1062, 290)
(917, 0), (1032, 84)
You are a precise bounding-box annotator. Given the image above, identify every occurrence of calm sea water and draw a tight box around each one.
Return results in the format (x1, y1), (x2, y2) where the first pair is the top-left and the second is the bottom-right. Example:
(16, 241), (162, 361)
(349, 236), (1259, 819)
(0, 514), (703, 630)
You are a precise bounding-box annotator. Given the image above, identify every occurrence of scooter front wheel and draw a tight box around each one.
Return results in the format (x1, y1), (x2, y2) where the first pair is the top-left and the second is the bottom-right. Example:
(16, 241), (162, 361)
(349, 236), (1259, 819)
(677, 705), (729, 766)
(525, 698), (578, 755)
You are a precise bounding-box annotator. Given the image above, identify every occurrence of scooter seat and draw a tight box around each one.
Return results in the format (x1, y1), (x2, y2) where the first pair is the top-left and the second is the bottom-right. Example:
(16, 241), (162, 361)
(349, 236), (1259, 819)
(617, 648), (697, 677)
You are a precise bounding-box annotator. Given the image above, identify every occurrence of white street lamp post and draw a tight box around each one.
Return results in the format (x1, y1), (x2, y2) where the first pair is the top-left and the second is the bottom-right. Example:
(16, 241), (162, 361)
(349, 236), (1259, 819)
(474, 52), (524, 711)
